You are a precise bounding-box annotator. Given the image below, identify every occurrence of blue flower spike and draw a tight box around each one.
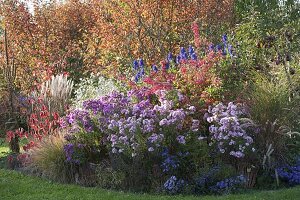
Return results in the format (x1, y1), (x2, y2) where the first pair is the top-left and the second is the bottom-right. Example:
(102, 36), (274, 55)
(133, 60), (139, 70)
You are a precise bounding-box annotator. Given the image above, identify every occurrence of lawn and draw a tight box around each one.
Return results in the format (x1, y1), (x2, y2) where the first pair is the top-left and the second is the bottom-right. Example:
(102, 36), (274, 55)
(0, 140), (300, 200)
(0, 169), (300, 200)
(0, 168), (299, 200)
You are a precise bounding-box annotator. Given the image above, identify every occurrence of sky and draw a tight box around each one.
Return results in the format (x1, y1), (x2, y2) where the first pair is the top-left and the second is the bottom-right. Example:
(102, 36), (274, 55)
(21, 0), (34, 13)
(23, 0), (300, 14)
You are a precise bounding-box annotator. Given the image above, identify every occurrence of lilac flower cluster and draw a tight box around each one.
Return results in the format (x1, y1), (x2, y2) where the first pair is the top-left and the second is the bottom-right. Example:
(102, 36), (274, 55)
(107, 90), (197, 155)
(163, 176), (185, 194)
(206, 102), (255, 158)
(64, 89), (200, 157)
(277, 159), (300, 186)
(209, 175), (246, 194)
(65, 109), (94, 133)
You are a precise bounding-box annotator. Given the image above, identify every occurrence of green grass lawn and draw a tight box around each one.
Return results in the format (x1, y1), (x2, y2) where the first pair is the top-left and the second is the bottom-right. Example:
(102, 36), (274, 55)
(0, 169), (299, 200)
(0, 140), (299, 200)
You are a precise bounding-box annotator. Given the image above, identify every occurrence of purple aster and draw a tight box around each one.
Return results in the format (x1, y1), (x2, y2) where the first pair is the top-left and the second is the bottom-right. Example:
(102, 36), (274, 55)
(176, 135), (186, 144)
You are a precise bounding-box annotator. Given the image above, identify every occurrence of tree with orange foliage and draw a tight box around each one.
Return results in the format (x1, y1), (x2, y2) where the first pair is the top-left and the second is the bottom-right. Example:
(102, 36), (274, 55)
(1, 0), (235, 85)
(89, 0), (234, 77)
(0, 0), (97, 91)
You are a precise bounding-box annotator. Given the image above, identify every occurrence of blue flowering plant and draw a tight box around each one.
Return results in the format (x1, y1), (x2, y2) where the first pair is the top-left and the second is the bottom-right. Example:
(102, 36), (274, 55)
(160, 147), (196, 179)
(209, 175), (247, 194)
(163, 175), (186, 194)
(276, 157), (300, 186)
(194, 165), (221, 194)
(131, 34), (235, 84)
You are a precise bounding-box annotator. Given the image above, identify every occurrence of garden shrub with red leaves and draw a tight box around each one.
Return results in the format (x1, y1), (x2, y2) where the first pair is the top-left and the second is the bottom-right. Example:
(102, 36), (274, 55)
(173, 51), (223, 110)
(5, 98), (61, 162)
(133, 49), (224, 113)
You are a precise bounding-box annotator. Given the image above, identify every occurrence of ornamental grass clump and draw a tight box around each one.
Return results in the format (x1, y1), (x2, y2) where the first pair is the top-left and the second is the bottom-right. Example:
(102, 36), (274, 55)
(27, 131), (74, 183)
(247, 75), (300, 167)
(33, 74), (73, 115)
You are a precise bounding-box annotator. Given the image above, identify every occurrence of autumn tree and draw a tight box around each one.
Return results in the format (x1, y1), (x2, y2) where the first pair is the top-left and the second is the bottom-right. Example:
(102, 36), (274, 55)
(89, 0), (234, 77)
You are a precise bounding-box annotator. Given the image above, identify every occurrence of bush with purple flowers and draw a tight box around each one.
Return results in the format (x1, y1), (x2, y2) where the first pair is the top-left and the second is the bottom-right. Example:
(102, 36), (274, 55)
(63, 143), (86, 165)
(62, 88), (202, 163)
(206, 102), (256, 159)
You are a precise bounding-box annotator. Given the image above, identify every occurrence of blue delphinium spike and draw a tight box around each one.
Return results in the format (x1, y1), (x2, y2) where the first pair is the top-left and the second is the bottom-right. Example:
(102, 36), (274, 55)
(167, 53), (173, 62)
(140, 67), (145, 75)
(222, 34), (228, 46)
(191, 53), (198, 60)
(152, 65), (158, 72)
(180, 47), (188, 60)
(216, 44), (222, 51)
(133, 60), (139, 70)
(228, 45), (233, 57)
(188, 45), (195, 57)
(176, 55), (181, 64)
(222, 48), (227, 56)
(208, 44), (214, 51)
(180, 47), (186, 55)
(134, 73), (140, 82)
(181, 52), (188, 60)
(139, 59), (144, 68)
(165, 62), (170, 70)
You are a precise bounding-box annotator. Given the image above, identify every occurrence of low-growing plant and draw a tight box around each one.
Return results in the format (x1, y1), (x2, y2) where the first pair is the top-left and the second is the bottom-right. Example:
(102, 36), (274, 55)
(276, 157), (300, 186)
(27, 131), (75, 183)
